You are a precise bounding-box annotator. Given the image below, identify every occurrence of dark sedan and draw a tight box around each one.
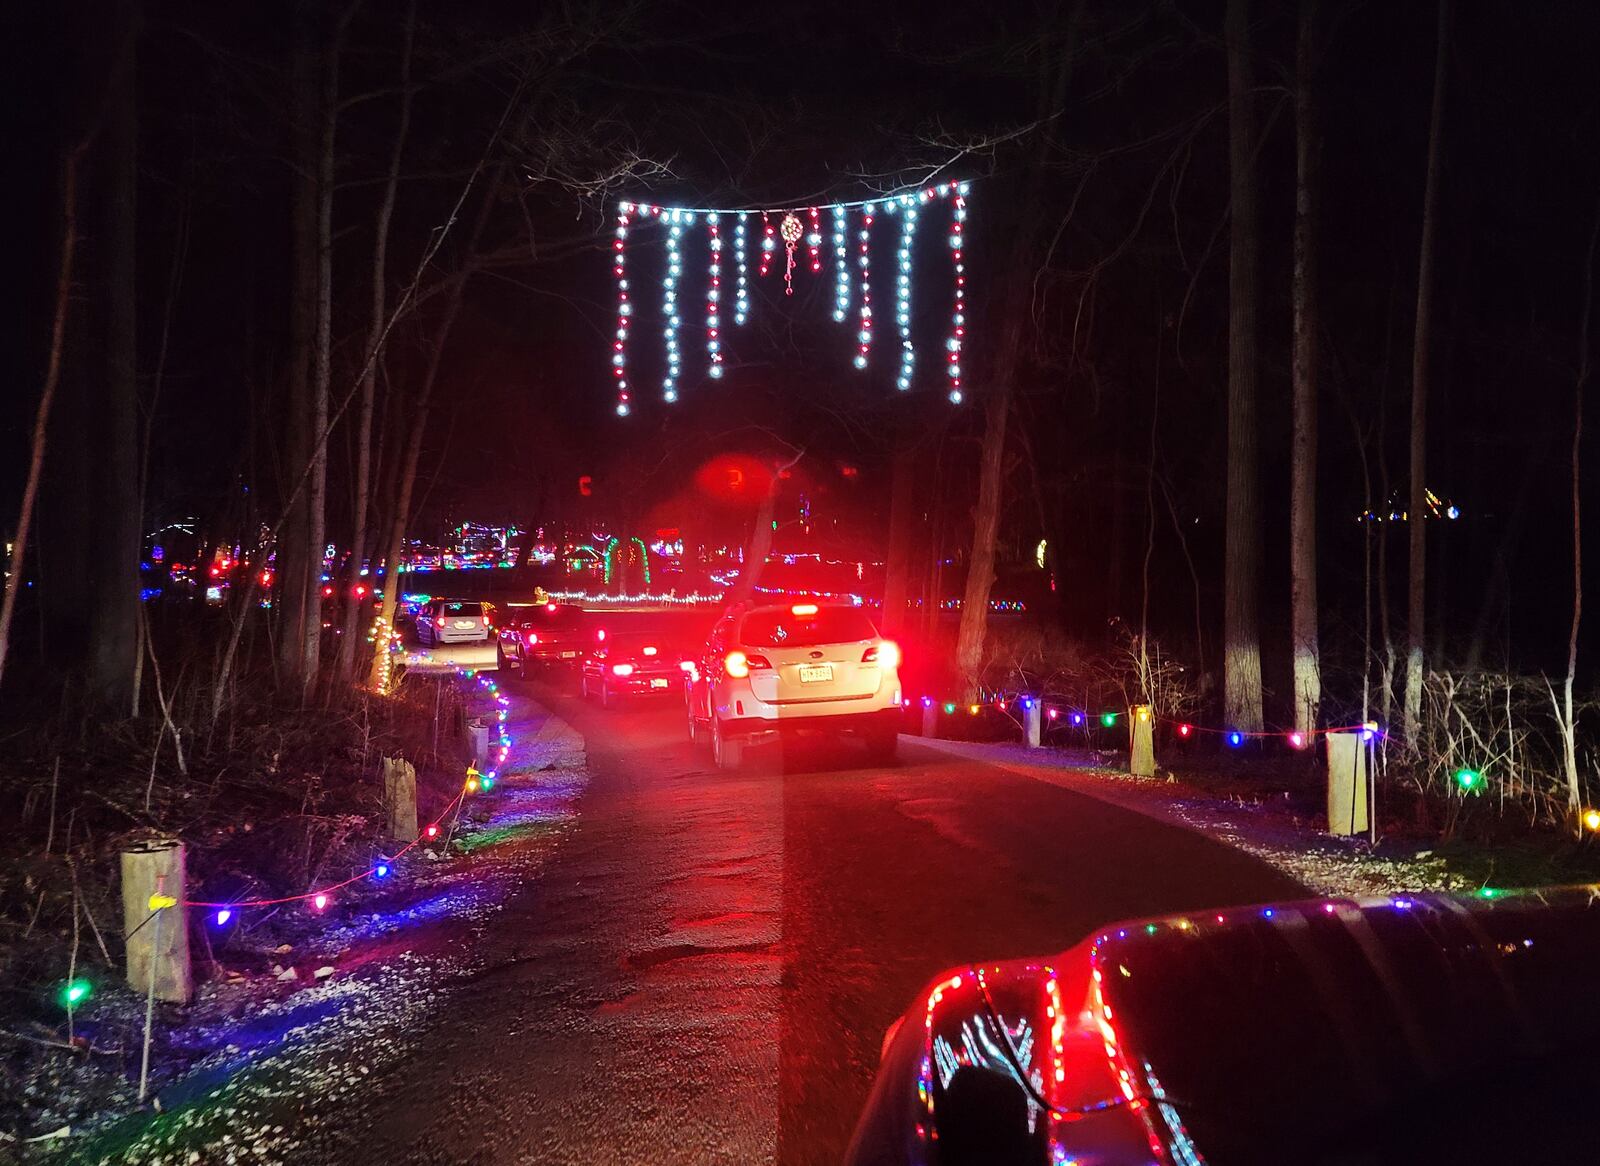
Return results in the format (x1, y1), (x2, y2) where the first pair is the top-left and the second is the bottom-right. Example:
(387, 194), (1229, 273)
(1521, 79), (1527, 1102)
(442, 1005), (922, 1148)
(495, 601), (588, 676)
(846, 886), (1600, 1165)
(578, 631), (689, 708)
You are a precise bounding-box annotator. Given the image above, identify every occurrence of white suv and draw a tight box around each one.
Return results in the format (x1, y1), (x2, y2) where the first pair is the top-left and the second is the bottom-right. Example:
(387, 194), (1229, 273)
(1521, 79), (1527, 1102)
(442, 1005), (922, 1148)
(686, 602), (903, 769)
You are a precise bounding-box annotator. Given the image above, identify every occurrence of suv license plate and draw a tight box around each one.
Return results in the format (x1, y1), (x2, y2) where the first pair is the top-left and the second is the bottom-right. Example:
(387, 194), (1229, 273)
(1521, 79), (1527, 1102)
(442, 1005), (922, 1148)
(454, 621), (476, 629)
(799, 663), (833, 683)
(651, 678), (670, 689)
(561, 651), (577, 658)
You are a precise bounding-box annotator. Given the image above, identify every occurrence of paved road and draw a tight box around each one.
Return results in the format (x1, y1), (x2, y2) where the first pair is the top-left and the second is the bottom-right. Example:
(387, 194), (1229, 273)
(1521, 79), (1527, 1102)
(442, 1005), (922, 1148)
(314, 678), (1305, 1165)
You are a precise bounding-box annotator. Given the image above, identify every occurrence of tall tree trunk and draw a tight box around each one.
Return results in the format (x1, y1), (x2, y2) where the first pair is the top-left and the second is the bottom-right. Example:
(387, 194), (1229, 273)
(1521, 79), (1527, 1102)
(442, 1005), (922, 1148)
(881, 418), (921, 638)
(953, 4), (1079, 700)
(337, 0), (414, 685)
(1404, 0), (1450, 748)
(89, 0), (141, 711)
(1289, 0), (1322, 735)
(726, 451), (804, 611)
(0, 152), (85, 690)
(1562, 197), (1598, 831)
(1224, 0), (1264, 733)
(275, 0), (320, 691)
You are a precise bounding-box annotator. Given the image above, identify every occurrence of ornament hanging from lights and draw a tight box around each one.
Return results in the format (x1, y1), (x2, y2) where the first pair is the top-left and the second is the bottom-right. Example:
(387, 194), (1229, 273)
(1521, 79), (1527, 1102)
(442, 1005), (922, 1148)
(608, 182), (972, 414)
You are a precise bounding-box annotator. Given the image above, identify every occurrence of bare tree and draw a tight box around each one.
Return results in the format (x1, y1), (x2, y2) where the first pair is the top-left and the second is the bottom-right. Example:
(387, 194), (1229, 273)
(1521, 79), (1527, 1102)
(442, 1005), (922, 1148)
(1558, 196), (1599, 831)
(1224, 0), (1264, 732)
(1404, 0), (1450, 748)
(1289, 0), (1322, 735)
(337, 0), (416, 685)
(0, 151), (87, 689)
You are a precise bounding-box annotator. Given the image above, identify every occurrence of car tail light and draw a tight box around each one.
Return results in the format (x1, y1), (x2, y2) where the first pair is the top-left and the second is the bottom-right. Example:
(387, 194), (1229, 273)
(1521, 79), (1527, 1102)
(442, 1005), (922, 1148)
(596, 628), (607, 642)
(611, 663), (634, 677)
(791, 603), (819, 616)
(863, 640), (901, 669)
(547, 603), (558, 613)
(642, 645), (657, 656)
(725, 650), (771, 678)
(525, 631), (539, 644)
(679, 660), (695, 672)
(435, 616), (445, 628)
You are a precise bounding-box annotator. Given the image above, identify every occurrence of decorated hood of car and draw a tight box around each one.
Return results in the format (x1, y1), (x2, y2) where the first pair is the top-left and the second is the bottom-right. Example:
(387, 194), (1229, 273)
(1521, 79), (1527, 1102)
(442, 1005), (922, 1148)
(846, 886), (1600, 1165)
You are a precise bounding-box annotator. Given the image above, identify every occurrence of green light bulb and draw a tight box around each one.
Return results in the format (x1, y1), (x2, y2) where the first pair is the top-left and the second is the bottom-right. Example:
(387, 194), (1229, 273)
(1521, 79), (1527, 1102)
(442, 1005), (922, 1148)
(61, 979), (91, 1007)
(1455, 768), (1482, 792)
(1101, 712), (1117, 728)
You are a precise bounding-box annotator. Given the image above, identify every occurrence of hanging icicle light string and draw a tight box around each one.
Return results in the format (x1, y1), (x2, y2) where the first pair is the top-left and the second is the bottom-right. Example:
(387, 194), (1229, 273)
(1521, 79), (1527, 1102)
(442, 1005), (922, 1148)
(611, 182), (972, 413)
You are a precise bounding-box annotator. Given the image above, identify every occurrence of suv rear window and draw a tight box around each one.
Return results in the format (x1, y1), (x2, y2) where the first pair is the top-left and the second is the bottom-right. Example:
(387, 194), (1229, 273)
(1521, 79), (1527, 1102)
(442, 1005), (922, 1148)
(739, 607), (877, 647)
(441, 602), (482, 616)
(519, 604), (583, 629)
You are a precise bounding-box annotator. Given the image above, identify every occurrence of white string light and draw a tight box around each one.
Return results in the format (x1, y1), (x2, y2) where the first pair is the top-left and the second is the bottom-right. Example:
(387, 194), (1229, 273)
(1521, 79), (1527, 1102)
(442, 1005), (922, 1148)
(895, 197), (920, 390)
(612, 207), (632, 416)
(855, 203), (875, 368)
(706, 212), (723, 379)
(734, 211), (749, 326)
(609, 182), (970, 408)
(663, 211), (684, 401)
(832, 205), (851, 322)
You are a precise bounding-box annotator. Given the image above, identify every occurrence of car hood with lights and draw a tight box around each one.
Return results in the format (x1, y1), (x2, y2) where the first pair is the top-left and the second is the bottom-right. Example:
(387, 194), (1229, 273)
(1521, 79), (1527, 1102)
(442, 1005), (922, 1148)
(844, 886), (1600, 1165)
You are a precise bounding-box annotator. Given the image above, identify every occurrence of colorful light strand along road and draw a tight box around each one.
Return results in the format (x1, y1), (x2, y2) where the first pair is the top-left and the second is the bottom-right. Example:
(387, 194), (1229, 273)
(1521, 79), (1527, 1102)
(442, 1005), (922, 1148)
(182, 671), (513, 923)
(611, 182), (971, 413)
(905, 690), (1384, 749)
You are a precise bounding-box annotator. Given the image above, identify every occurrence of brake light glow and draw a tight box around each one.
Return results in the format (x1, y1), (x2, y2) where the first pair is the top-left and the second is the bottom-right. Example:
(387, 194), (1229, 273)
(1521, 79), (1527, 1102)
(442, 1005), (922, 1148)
(863, 640), (901, 669)
(611, 663), (635, 677)
(679, 660), (695, 672)
(435, 616), (446, 628)
(547, 603), (558, 613)
(724, 650), (773, 678)
(525, 631), (539, 644)
(597, 628), (607, 642)
(791, 603), (819, 616)
(643, 645), (658, 656)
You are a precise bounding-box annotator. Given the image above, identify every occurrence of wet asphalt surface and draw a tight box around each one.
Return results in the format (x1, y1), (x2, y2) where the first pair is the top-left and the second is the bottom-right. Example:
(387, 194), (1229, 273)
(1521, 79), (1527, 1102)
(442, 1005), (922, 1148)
(295, 670), (1305, 1165)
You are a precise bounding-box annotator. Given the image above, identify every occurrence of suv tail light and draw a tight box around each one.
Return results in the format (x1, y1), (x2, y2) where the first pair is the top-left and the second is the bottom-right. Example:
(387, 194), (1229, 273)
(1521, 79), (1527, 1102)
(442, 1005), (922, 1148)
(611, 663), (635, 677)
(724, 650), (773, 678)
(525, 631), (539, 644)
(435, 616), (446, 628)
(863, 641), (901, 669)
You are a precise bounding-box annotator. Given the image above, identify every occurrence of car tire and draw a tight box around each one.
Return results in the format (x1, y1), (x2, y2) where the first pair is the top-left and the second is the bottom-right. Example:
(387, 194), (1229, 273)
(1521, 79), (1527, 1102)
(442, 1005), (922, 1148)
(687, 699), (702, 745)
(495, 644), (507, 671)
(600, 680), (617, 710)
(864, 727), (899, 765)
(580, 673), (590, 699)
(711, 717), (744, 771)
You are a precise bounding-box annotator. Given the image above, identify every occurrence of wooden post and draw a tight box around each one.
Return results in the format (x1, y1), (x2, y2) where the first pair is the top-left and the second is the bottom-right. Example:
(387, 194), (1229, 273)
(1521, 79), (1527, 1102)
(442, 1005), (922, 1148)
(468, 718), (489, 766)
(1024, 699), (1042, 748)
(1129, 705), (1157, 777)
(121, 839), (191, 1003)
(383, 756), (418, 841)
(1325, 731), (1371, 836)
(920, 701), (938, 738)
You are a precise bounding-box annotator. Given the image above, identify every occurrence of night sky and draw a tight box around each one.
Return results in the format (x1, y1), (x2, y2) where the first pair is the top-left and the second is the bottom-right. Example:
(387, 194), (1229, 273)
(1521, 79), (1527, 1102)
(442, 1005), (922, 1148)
(9, 0), (1600, 694)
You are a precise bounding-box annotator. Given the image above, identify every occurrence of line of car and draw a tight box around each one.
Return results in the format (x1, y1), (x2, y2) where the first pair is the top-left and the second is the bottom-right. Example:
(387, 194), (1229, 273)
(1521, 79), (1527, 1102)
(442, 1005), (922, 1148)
(455, 596), (906, 771)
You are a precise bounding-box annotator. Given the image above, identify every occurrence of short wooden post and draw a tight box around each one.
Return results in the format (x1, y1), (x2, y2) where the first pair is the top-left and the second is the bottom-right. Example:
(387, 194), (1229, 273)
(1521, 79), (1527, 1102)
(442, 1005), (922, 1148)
(920, 701), (938, 738)
(121, 840), (191, 1004)
(383, 756), (418, 841)
(1325, 731), (1371, 836)
(1024, 699), (1042, 748)
(467, 719), (489, 766)
(1129, 705), (1157, 777)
